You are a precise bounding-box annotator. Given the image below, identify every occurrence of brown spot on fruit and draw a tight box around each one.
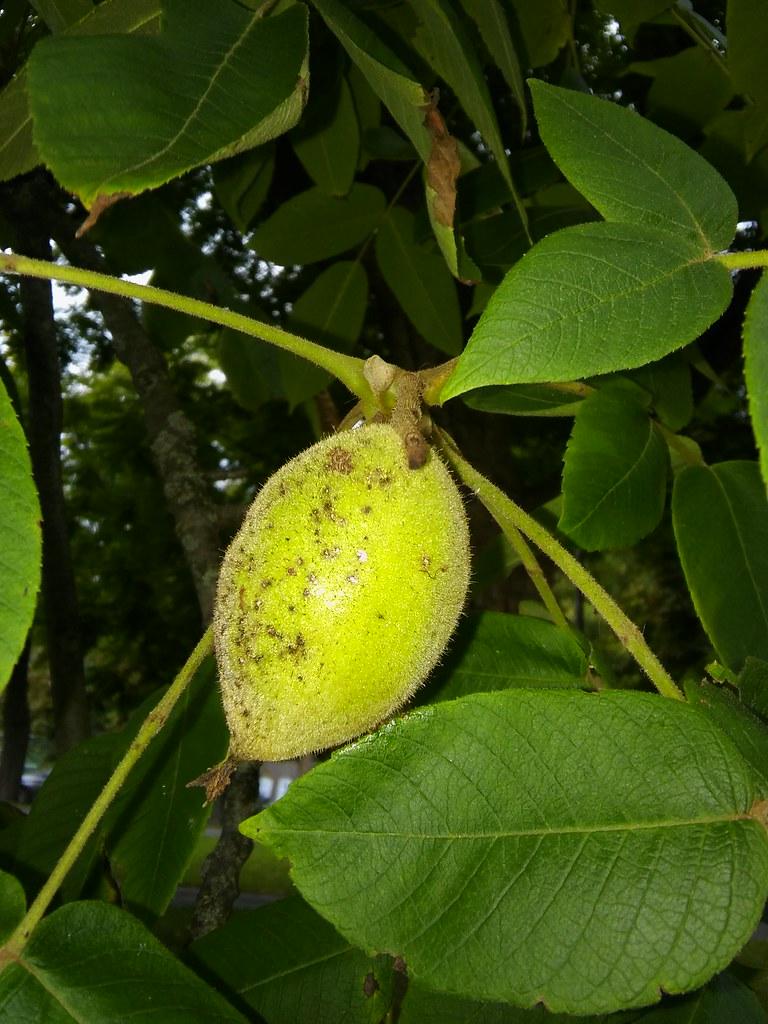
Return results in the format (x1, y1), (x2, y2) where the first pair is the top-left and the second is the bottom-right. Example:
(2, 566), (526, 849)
(325, 447), (354, 474)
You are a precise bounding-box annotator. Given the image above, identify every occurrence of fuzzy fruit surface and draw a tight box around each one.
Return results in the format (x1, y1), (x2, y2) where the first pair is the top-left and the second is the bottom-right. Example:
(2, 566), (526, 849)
(214, 423), (470, 761)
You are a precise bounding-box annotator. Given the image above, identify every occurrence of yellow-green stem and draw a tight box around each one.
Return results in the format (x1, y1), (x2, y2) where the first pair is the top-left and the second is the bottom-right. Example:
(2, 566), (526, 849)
(2, 628), (214, 959)
(437, 430), (685, 701)
(0, 252), (370, 401)
(716, 250), (768, 270)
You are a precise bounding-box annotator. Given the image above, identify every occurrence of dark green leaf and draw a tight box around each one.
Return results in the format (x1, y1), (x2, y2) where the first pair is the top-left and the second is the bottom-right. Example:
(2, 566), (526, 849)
(458, 0), (526, 133)
(0, 869), (25, 943)
(218, 324), (285, 413)
(27, 2), (309, 206)
(246, 690), (768, 1015)
(0, 378), (41, 693)
(250, 183), (385, 265)
(673, 461), (768, 673)
(628, 47), (733, 136)
(104, 659), (228, 920)
(376, 206), (463, 354)
(29, 0), (92, 32)
(280, 261), (368, 408)
(739, 658), (768, 722)
(191, 895), (394, 1024)
(507, 0), (570, 67)
(637, 971), (766, 1023)
(686, 680), (768, 793)
(463, 383), (585, 417)
(441, 222), (732, 398)
(744, 272), (768, 491)
(728, 0), (768, 159)
(426, 612), (589, 701)
(0, 901), (247, 1022)
(559, 383), (669, 550)
(213, 144), (276, 233)
(629, 354), (693, 431)
(529, 81), (737, 252)
(400, 977), (580, 1023)
(292, 75), (360, 196)
(311, 0), (432, 163)
(0, 0), (162, 184)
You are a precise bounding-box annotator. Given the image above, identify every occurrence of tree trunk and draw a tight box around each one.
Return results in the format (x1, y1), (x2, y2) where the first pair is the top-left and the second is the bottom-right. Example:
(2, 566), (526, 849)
(0, 643), (31, 802)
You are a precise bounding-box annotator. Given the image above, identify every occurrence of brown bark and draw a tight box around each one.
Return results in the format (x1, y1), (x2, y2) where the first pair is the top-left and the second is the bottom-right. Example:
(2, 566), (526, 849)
(0, 180), (91, 754)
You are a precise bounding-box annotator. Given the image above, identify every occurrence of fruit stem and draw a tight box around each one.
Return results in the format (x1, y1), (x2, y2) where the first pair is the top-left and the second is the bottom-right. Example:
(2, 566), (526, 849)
(1, 628), (214, 958)
(436, 429), (685, 702)
(0, 252), (371, 401)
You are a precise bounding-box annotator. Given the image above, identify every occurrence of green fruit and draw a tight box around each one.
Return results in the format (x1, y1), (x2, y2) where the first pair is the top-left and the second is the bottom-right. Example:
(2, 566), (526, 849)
(214, 422), (470, 761)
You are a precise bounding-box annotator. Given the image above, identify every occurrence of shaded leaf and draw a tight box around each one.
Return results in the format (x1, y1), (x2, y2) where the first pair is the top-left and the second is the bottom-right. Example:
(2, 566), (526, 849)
(559, 382), (669, 550)
(507, 0), (569, 67)
(376, 206), (463, 354)
(426, 612), (589, 702)
(292, 73), (360, 196)
(191, 895), (394, 1024)
(629, 353), (693, 431)
(400, 977), (606, 1023)
(0, 901), (247, 1022)
(744, 272), (768, 491)
(605, 1), (671, 39)
(0, 869), (25, 944)
(104, 658), (228, 920)
(740, 658), (768, 722)
(638, 971), (766, 1023)
(0, 0), (162, 184)
(29, 0), (91, 32)
(728, 0), (768, 159)
(246, 690), (768, 1015)
(213, 144), (276, 233)
(280, 261), (368, 408)
(458, 0), (526, 133)
(218, 324), (285, 413)
(463, 383), (585, 417)
(672, 461), (768, 673)
(686, 679), (768, 792)
(628, 47), (733, 136)
(27, 2), (309, 207)
(0, 378), (41, 694)
(529, 81), (737, 252)
(250, 183), (385, 265)
(441, 222), (732, 398)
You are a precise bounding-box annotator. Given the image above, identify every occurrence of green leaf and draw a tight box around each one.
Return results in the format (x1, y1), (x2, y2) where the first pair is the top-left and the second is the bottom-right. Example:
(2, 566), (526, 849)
(441, 222), (732, 399)
(104, 658), (228, 920)
(629, 353), (693, 431)
(0, 378), (40, 694)
(559, 383), (669, 550)
(26, 2), (309, 207)
(246, 690), (768, 1016)
(29, 0), (92, 32)
(250, 183), (385, 265)
(218, 323), (285, 413)
(744, 272), (768, 492)
(507, 0), (570, 67)
(673, 461), (768, 673)
(190, 895), (394, 1024)
(376, 206), (463, 354)
(0, 869), (25, 944)
(605, 1), (671, 39)
(628, 47), (733, 136)
(685, 679), (768, 793)
(400, 977), (580, 1023)
(529, 81), (737, 252)
(463, 383), (585, 417)
(292, 74), (360, 196)
(0, 0), (162, 185)
(311, 0), (432, 163)
(426, 612), (589, 701)
(410, 0), (516, 198)
(280, 261), (368, 409)
(728, 0), (768, 159)
(0, 901), (247, 1022)
(739, 658), (768, 722)
(637, 972), (766, 1023)
(213, 144), (276, 233)
(458, 0), (526, 133)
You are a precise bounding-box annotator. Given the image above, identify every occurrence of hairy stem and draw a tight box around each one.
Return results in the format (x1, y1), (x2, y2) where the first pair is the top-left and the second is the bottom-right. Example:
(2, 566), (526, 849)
(437, 430), (685, 701)
(2, 628), (214, 957)
(717, 250), (768, 270)
(0, 252), (370, 400)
